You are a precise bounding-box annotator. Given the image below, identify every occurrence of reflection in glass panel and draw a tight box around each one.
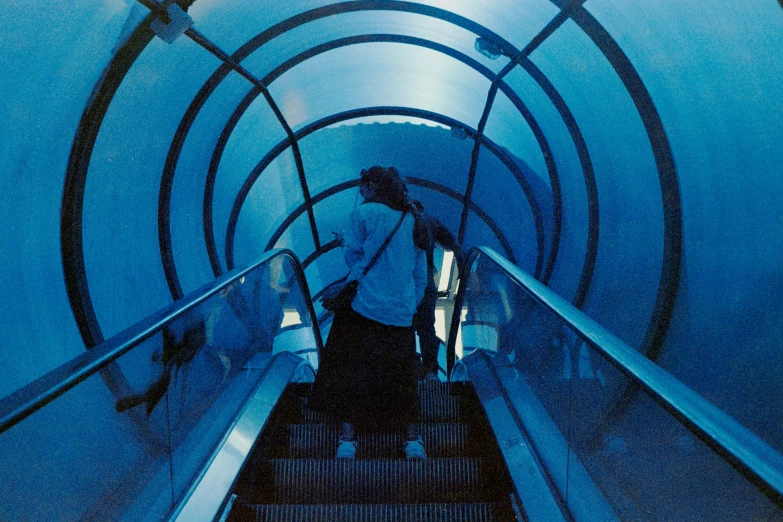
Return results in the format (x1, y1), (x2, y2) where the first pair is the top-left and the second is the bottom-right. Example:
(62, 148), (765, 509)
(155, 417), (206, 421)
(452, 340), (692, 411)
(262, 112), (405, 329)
(0, 341), (174, 522)
(571, 353), (781, 521)
(455, 251), (783, 520)
(0, 252), (318, 521)
(165, 255), (318, 497)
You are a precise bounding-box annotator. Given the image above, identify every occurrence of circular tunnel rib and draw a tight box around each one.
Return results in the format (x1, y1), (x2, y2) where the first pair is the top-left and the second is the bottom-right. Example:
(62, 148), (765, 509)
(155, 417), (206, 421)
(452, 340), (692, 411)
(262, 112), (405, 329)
(64, 0), (679, 361)
(65, 0), (606, 349)
(187, 32), (565, 278)
(521, 57), (599, 309)
(224, 107), (532, 271)
(564, 4), (683, 356)
(276, 176), (517, 275)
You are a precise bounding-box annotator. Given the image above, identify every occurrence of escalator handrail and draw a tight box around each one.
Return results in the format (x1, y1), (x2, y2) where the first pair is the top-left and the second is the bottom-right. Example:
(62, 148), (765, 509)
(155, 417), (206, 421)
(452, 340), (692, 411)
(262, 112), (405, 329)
(447, 246), (783, 504)
(0, 248), (323, 434)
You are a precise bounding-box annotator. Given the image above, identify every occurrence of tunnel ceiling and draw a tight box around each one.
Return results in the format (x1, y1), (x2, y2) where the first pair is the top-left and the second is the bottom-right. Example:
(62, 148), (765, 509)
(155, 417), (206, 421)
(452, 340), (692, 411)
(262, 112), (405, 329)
(61, 0), (681, 352)
(4, 0), (783, 443)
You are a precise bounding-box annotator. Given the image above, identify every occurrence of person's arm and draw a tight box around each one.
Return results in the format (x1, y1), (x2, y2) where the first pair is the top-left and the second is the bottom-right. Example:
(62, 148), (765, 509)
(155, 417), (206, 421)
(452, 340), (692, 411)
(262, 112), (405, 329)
(413, 245), (428, 306)
(432, 218), (465, 269)
(342, 207), (365, 270)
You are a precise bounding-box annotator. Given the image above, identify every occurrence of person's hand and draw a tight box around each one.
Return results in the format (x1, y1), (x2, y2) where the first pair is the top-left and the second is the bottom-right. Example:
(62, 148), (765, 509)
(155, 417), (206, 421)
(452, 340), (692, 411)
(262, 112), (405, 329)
(332, 231), (345, 246)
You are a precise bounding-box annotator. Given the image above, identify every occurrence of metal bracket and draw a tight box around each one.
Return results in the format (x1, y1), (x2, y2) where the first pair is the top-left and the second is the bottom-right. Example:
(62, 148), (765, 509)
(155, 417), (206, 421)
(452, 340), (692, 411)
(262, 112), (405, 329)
(150, 4), (193, 44)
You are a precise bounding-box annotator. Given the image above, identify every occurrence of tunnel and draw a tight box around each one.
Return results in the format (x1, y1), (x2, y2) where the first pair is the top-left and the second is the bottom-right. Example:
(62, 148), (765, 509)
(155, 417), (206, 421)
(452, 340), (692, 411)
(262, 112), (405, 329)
(1, 0), (782, 520)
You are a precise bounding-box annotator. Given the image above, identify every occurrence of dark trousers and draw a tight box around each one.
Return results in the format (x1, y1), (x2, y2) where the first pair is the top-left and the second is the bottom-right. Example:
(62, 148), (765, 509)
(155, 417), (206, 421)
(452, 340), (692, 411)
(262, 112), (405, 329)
(413, 286), (439, 375)
(310, 308), (420, 428)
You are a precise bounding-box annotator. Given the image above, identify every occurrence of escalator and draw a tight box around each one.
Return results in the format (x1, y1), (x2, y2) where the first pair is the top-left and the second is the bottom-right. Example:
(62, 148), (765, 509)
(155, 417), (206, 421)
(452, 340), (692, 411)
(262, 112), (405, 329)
(2, 247), (783, 521)
(115, 246), (783, 521)
(226, 381), (517, 521)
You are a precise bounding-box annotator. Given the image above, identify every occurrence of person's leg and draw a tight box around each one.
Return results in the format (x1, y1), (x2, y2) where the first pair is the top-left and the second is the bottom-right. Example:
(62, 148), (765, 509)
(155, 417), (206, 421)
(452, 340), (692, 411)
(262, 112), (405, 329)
(415, 287), (440, 379)
(405, 326), (427, 459)
(336, 421), (357, 458)
(341, 421), (356, 441)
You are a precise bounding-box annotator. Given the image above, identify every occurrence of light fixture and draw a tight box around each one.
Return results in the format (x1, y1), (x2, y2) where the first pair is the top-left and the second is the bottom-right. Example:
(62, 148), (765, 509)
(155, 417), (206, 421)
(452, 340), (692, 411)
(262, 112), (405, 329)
(475, 37), (502, 60)
(150, 4), (193, 44)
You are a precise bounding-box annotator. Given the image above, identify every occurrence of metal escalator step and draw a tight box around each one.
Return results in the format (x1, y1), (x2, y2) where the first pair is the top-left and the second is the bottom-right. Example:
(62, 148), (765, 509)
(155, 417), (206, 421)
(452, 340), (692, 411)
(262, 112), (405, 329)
(298, 382), (463, 424)
(241, 502), (497, 521)
(418, 384), (464, 423)
(266, 458), (485, 503)
(288, 423), (470, 458)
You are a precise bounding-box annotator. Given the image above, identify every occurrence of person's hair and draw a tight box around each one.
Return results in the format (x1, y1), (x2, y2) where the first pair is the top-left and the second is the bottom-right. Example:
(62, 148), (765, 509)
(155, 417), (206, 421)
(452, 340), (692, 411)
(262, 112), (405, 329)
(360, 166), (408, 210)
(360, 166), (431, 250)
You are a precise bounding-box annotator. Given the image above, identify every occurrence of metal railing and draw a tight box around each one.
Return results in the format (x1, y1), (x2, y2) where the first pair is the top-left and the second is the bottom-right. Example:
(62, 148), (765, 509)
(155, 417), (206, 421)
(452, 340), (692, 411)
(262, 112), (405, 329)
(447, 246), (783, 506)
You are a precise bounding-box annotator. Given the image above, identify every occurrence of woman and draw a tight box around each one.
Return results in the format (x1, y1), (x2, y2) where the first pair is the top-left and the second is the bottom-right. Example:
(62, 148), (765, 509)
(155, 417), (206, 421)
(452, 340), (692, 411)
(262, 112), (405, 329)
(310, 166), (430, 459)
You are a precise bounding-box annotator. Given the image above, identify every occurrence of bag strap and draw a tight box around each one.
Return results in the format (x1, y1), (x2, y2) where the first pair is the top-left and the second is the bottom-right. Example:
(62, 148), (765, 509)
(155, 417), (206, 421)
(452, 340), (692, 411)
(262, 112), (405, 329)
(362, 210), (408, 277)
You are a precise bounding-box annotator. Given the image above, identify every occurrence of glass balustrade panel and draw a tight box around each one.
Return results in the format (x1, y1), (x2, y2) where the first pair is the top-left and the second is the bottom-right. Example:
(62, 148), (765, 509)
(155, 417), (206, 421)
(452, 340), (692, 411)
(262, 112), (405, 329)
(456, 251), (783, 520)
(0, 338), (173, 522)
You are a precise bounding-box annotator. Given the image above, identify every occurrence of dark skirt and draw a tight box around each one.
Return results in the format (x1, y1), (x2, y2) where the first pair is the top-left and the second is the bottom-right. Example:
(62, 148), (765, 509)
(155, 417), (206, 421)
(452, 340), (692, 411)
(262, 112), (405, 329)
(310, 308), (420, 429)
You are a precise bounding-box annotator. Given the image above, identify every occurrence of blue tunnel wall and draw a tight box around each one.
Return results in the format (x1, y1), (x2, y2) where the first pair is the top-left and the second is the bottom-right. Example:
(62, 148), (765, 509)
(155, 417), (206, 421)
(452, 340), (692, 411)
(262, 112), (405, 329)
(1, 0), (783, 473)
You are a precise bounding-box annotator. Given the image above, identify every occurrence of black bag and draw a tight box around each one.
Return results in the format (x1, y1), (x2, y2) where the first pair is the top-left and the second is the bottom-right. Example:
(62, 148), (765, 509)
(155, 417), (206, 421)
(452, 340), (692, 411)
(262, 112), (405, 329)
(321, 278), (359, 313)
(319, 211), (407, 313)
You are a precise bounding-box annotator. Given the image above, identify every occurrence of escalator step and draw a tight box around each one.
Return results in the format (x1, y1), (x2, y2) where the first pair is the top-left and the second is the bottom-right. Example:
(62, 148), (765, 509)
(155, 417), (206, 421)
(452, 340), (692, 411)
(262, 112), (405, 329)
(287, 423), (470, 458)
(418, 386), (464, 423)
(298, 385), (463, 423)
(287, 381), (464, 396)
(263, 458), (486, 503)
(237, 502), (497, 521)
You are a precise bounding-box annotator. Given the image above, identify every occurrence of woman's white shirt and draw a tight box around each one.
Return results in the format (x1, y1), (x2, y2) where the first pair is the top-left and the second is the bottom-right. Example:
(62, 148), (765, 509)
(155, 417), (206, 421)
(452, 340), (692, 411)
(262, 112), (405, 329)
(343, 202), (427, 326)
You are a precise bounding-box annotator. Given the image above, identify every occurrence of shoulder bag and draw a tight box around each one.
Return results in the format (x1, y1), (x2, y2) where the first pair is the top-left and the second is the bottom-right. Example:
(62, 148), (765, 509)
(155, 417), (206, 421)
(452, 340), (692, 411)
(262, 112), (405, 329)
(321, 211), (407, 313)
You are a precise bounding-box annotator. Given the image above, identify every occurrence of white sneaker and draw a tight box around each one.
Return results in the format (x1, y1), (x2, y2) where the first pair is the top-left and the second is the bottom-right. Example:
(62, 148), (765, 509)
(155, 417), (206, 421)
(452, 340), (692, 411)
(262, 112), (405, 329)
(335, 439), (357, 459)
(404, 437), (427, 459)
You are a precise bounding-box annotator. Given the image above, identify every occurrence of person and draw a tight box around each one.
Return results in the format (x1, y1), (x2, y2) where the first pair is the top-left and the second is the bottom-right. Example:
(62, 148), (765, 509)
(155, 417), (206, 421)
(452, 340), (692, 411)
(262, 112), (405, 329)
(411, 200), (464, 382)
(310, 166), (430, 459)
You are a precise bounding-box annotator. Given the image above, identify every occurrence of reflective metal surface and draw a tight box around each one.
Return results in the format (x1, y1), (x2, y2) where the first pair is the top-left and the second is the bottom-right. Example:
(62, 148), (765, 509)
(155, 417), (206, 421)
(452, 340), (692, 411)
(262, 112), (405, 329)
(169, 352), (305, 522)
